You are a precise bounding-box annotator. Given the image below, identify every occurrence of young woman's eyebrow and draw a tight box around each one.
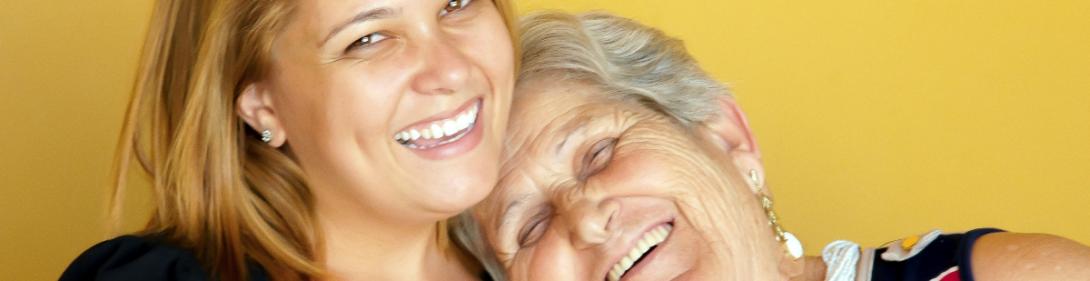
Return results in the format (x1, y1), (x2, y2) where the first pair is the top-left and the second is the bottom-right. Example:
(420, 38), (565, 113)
(321, 7), (400, 47)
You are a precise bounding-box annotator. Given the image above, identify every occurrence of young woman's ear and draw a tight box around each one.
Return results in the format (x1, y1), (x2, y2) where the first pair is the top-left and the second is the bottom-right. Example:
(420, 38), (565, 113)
(237, 83), (287, 147)
(698, 96), (764, 190)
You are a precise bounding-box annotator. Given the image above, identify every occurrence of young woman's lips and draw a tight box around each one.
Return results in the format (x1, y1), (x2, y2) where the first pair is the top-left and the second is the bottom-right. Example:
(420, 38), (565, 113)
(392, 97), (484, 160)
(607, 222), (674, 281)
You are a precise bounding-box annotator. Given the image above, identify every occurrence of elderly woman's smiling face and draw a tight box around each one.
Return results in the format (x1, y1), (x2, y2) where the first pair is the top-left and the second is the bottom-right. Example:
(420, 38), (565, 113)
(471, 77), (796, 281)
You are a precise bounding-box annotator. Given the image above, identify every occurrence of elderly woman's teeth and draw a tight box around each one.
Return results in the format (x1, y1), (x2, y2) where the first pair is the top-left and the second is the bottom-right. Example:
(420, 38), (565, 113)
(608, 224), (672, 281)
(393, 102), (479, 148)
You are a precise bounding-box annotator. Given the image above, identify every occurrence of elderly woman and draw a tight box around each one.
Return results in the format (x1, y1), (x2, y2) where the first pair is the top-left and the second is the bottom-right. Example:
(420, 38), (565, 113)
(455, 11), (1090, 281)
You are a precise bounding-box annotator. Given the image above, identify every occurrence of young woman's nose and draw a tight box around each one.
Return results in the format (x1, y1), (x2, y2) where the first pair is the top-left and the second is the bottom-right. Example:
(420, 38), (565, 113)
(409, 31), (471, 96)
(565, 198), (621, 250)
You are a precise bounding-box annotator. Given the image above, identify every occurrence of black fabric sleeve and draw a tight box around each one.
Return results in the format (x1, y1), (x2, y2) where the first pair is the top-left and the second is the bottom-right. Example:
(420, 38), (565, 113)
(870, 228), (1005, 281)
(59, 235), (210, 281)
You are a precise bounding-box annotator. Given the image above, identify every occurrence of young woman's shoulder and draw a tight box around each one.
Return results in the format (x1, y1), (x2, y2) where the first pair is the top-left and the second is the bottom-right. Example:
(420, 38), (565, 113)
(61, 235), (212, 280)
(971, 232), (1090, 281)
(60, 235), (206, 280)
(60, 235), (269, 281)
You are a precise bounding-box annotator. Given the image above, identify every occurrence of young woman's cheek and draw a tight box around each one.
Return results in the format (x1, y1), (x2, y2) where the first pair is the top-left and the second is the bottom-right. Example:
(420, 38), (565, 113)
(456, 5), (515, 135)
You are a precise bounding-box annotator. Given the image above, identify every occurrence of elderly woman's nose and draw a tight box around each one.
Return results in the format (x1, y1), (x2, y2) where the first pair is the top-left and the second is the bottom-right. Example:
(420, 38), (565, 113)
(409, 34), (471, 95)
(565, 198), (621, 250)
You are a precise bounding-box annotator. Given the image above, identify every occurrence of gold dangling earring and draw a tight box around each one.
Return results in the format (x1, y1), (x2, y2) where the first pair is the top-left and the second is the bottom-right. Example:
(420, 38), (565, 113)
(749, 170), (804, 259)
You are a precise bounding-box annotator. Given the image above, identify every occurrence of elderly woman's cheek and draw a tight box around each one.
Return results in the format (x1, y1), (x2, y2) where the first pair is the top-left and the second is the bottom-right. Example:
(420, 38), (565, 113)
(597, 148), (693, 196)
(520, 242), (583, 281)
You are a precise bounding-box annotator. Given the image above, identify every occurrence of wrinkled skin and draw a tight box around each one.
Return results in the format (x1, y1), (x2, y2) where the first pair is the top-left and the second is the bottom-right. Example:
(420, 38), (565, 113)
(472, 79), (799, 281)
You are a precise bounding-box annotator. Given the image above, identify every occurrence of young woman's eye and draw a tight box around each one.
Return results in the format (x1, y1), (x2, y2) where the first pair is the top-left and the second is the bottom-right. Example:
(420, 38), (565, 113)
(345, 32), (388, 52)
(579, 138), (617, 180)
(439, 0), (473, 16)
(518, 210), (551, 247)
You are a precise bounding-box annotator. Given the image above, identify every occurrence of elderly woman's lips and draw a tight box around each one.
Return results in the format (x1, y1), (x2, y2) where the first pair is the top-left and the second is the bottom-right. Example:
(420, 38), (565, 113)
(607, 223), (673, 281)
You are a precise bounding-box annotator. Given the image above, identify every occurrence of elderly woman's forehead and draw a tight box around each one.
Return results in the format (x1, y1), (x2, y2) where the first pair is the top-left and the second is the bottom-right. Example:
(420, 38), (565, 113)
(507, 81), (592, 138)
(512, 80), (597, 114)
(507, 80), (655, 156)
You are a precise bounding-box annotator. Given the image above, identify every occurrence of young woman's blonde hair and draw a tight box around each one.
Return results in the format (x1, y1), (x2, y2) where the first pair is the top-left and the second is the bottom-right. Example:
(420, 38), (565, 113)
(112, 0), (519, 280)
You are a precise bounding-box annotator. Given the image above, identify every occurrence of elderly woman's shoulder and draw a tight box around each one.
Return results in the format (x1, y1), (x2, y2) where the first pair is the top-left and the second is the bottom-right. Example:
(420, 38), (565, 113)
(60, 235), (270, 281)
(863, 228), (1090, 281)
(970, 231), (1090, 280)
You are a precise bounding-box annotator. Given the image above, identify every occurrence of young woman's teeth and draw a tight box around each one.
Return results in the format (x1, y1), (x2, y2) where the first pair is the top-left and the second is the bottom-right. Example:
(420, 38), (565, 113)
(608, 224), (672, 281)
(393, 102), (479, 149)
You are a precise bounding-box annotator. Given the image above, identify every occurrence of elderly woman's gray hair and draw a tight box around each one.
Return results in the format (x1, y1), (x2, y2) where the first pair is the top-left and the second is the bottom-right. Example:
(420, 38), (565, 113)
(452, 11), (730, 280)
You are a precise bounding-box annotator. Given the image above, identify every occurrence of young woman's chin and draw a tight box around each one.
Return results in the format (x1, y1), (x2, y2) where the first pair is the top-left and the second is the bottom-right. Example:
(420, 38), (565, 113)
(409, 159), (499, 215)
(395, 113), (503, 215)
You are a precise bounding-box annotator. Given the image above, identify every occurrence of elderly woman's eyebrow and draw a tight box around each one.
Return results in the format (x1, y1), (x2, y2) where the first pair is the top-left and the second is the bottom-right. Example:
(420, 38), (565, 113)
(553, 120), (589, 156)
(498, 193), (533, 229)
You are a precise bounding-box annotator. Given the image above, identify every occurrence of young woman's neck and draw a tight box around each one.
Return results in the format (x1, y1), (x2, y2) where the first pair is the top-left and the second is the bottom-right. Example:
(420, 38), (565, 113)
(315, 204), (479, 281)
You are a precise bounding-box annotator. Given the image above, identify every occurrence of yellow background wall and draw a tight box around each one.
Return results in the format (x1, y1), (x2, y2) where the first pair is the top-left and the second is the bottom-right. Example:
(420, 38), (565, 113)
(2, 0), (154, 280)
(1, 0), (1087, 279)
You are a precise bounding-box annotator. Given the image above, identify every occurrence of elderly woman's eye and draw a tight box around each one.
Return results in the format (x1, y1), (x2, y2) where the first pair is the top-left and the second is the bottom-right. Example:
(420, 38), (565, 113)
(345, 32), (388, 52)
(439, 0), (473, 16)
(579, 138), (617, 180)
(518, 209), (551, 247)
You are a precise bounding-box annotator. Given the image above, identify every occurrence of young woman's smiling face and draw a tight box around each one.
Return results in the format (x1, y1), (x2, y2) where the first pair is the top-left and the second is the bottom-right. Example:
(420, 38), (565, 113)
(248, 0), (515, 223)
(472, 79), (789, 281)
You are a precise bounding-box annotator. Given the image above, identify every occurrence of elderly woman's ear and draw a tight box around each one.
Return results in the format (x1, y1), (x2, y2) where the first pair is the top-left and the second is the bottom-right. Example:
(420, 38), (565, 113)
(698, 96), (765, 188)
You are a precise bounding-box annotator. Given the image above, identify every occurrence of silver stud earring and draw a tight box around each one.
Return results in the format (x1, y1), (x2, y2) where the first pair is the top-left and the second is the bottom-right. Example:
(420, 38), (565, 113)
(750, 169), (804, 259)
(261, 130), (273, 143)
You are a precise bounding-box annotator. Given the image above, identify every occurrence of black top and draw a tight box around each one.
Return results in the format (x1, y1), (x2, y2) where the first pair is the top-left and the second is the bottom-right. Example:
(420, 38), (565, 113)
(60, 235), (270, 281)
(870, 228), (1003, 281)
(61, 235), (494, 281)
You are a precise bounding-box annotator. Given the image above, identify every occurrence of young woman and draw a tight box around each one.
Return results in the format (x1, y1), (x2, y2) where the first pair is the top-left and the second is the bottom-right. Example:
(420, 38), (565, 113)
(62, 0), (518, 280)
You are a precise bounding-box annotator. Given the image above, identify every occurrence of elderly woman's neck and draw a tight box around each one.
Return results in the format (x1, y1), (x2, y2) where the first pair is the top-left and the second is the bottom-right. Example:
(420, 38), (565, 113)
(791, 256), (827, 281)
